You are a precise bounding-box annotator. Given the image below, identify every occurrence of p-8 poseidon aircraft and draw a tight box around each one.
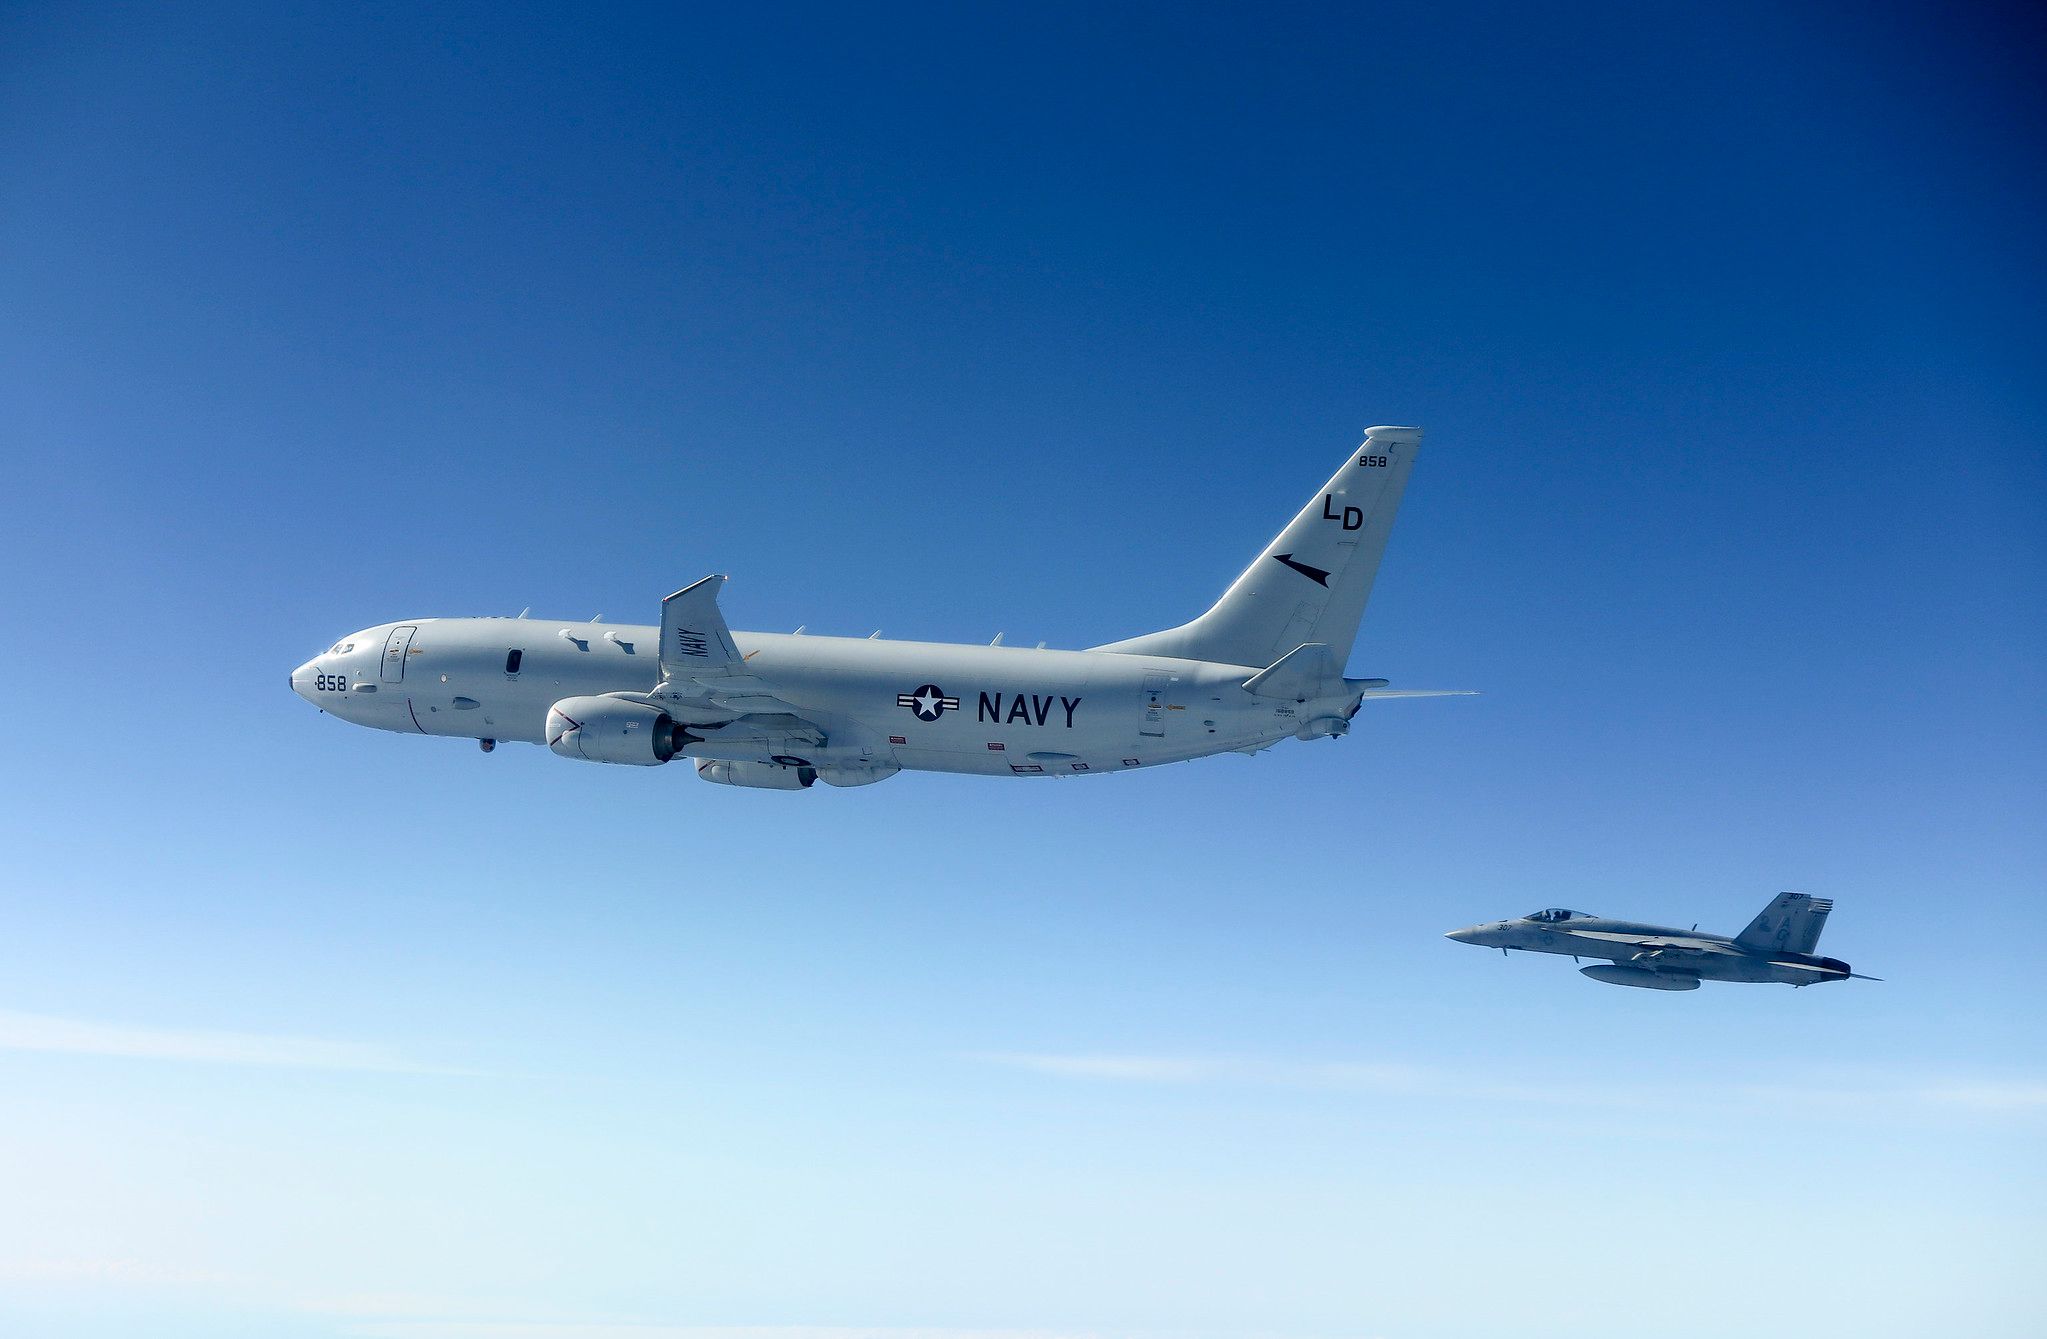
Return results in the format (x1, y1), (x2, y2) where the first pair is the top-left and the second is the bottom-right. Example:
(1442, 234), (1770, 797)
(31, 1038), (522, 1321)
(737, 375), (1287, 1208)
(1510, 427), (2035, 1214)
(291, 426), (1464, 789)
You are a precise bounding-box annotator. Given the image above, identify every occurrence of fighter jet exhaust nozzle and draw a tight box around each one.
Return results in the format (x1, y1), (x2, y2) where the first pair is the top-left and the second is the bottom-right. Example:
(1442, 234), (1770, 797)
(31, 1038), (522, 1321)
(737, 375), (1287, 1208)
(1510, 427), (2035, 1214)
(1580, 963), (1701, 991)
(545, 695), (697, 766)
(695, 759), (817, 790)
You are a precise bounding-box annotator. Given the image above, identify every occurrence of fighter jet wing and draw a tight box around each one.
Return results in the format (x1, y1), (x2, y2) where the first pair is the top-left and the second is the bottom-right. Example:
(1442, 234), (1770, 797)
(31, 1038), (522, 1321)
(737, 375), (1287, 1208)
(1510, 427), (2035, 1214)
(1565, 930), (1742, 956)
(651, 576), (823, 728)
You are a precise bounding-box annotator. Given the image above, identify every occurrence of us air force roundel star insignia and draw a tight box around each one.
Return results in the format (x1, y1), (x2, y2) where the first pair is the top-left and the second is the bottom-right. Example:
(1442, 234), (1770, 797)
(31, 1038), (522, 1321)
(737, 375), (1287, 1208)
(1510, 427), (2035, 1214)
(896, 684), (960, 722)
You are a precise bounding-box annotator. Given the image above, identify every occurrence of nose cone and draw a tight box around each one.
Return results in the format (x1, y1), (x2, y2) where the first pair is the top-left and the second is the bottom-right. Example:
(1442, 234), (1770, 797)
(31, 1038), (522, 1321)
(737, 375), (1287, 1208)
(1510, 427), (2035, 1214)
(291, 659), (320, 705)
(1445, 926), (1481, 944)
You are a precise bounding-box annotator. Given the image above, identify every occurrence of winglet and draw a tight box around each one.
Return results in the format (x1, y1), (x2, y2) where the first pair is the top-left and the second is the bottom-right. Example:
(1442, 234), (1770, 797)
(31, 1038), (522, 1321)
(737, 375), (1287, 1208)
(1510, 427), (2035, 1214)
(659, 575), (741, 679)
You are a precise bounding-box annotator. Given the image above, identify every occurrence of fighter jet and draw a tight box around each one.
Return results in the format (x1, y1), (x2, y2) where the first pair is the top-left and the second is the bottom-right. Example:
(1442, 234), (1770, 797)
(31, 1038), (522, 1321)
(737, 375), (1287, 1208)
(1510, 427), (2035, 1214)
(290, 427), (1470, 789)
(1445, 893), (1877, 990)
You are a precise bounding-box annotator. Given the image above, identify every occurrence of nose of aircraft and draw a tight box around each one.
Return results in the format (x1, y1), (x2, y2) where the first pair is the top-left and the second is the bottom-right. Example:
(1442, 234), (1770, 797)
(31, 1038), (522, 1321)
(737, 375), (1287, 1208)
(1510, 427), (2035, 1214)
(291, 659), (319, 705)
(1444, 926), (1479, 943)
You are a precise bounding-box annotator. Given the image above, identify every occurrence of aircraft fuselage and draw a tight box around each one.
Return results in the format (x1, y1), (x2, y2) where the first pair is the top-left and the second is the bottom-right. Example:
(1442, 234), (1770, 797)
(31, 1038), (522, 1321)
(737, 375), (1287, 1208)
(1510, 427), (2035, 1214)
(1447, 914), (1856, 987)
(292, 616), (1361, 778)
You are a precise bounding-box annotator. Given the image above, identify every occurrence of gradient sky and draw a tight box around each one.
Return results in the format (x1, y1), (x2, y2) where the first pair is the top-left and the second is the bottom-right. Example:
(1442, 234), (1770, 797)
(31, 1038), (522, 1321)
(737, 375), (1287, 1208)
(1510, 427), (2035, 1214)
(2, 4), (2043, 1338)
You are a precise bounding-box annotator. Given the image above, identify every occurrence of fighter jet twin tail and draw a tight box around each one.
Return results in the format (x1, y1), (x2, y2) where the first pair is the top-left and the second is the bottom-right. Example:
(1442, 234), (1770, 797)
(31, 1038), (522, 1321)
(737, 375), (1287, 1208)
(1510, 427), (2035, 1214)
(292, 426), (1468, 787)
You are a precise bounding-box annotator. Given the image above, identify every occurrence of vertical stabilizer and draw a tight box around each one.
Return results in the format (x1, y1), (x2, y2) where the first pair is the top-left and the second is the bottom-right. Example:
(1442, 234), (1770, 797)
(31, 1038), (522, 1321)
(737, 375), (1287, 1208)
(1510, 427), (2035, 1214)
(1735, 892), (1834, 955)
(1092, 426), (1422, 669)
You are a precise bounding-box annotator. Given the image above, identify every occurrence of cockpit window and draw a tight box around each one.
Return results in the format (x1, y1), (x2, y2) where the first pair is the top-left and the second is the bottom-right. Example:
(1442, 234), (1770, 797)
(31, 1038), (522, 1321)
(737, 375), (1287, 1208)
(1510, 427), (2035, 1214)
(1527, 908), (1587, 923)
(505, 649), (523, 674)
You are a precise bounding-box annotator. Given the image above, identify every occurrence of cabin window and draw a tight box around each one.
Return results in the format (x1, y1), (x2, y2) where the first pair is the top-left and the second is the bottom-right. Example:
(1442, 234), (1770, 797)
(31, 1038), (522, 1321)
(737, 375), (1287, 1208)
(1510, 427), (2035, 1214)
(505, 649), (524, 674)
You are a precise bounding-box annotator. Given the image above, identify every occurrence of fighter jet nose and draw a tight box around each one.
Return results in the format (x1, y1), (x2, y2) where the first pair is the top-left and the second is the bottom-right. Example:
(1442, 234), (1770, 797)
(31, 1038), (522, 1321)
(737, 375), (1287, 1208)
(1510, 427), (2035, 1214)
(1445, 927), (1476, 943)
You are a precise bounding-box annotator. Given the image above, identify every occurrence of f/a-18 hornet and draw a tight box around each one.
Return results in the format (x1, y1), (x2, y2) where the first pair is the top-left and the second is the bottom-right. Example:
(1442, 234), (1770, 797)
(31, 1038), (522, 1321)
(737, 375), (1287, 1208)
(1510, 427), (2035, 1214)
(291, 426), (1468, 789)
(1446, 892), (1878, 990)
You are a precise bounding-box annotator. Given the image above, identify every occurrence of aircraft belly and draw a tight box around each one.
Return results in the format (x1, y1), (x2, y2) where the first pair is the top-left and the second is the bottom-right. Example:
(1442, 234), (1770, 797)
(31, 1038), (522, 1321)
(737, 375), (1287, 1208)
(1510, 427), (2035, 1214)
(886, 745), (1022, 777)
(761, 648), (1124, 776)
(868, 702), (1270, 777)
(869, 702), (1127, 777)
(363, 622), (1288, 774)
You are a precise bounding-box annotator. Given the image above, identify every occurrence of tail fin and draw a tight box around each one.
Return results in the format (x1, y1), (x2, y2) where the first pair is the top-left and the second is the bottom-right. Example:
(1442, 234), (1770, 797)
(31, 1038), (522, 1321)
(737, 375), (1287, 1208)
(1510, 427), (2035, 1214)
(1735, 892), (1834, 955)
(1092, 427), (1422, 669)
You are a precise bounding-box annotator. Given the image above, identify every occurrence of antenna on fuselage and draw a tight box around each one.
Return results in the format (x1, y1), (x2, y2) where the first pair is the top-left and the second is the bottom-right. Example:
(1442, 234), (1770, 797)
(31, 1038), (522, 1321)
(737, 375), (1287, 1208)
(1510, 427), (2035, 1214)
(990, 632), (1004, 646)
(516, 607), (530, 619)
(793, 625), (806, 635)
(868, 630), (882, 639)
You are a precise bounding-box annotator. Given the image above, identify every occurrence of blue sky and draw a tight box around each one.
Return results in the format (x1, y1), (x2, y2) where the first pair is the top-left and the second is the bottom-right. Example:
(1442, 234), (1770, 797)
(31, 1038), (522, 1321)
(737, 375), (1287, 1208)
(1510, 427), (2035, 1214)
(1, 3), (2043, 1337)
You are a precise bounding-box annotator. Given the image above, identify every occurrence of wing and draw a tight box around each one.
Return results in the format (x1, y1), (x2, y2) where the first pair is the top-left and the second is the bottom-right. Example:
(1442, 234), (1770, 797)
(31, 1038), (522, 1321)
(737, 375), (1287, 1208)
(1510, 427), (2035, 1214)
(652, 576), (825, 742)
(1564, 930), (1741, 966)
(1565, 930), (1736, 952)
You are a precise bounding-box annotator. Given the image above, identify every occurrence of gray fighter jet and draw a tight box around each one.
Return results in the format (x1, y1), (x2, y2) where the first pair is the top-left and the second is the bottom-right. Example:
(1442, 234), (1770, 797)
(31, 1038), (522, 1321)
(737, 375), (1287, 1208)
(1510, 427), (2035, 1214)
(1445, 892), (1877, 991)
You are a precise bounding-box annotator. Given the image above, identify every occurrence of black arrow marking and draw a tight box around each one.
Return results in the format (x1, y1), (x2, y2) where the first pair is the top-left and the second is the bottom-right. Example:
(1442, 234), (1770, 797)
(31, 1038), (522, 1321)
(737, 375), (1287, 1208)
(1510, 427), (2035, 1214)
(1272, 552), (1331, 586)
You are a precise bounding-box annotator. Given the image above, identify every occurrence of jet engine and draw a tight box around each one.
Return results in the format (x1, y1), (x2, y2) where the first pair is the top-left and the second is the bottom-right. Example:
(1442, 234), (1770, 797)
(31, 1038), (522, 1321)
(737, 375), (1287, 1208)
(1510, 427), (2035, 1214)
(1579, 964), (1701, 991)
(812, 762), (900, 788)
(546, 695), (692, 765)
(696, 759), (817, 789)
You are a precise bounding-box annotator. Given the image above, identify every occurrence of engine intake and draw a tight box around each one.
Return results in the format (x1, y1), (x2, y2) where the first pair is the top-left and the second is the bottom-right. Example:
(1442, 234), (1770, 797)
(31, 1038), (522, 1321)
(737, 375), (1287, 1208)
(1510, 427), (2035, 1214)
(546, 695), (691, 766)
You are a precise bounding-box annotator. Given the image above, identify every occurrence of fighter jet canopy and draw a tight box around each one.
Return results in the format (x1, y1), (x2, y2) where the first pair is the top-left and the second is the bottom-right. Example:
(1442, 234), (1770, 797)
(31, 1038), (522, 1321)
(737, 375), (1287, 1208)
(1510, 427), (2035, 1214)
(1525, 908), (1590, 922)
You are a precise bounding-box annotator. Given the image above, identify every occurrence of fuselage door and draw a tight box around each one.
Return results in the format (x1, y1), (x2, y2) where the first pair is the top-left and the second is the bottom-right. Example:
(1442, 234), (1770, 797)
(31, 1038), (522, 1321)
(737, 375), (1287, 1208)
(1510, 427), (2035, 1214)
(380, 625), (418, 683)
(1140, 672), (1170, 738)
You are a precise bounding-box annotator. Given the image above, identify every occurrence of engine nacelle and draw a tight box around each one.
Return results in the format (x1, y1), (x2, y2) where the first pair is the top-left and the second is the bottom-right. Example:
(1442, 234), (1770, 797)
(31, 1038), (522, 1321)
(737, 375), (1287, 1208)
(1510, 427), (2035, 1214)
(695, 759), (816, 790)
(1580, 964), (1701, 991)
(813, 762), (900, 788)
(546, 695), (687, 766)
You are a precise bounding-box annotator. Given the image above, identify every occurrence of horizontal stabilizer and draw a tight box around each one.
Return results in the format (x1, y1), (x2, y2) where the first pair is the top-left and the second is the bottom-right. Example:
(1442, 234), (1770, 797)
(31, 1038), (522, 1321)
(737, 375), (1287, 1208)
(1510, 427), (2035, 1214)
(1243, 643), (1340, 700)
(1356, 688), (1480, 700)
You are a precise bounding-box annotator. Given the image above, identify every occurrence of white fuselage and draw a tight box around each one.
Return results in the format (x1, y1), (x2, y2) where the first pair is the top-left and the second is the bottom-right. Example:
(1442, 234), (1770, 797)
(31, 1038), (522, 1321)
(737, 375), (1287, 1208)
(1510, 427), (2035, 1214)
(291, 617), (1361, 778)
